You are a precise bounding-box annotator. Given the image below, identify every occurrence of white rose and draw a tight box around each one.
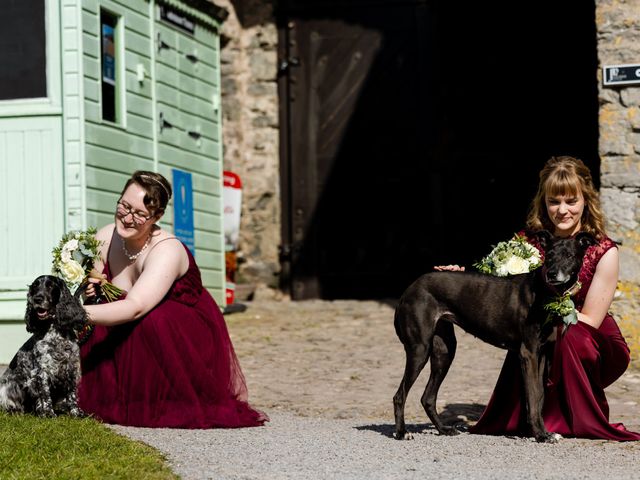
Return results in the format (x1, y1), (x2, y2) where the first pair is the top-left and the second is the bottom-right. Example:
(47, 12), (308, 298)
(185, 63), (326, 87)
(496, 264), (509, 277)
(504, 256), (530, 275)
(60, 260), (85, 285)
(63, 239), (79, 251)
(61, 250), (71, 263)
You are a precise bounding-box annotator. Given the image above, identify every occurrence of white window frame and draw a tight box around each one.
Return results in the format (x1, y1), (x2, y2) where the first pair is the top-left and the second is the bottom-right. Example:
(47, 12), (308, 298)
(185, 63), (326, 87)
(98, 4), (127, 128)
(0, 0), (62, 118)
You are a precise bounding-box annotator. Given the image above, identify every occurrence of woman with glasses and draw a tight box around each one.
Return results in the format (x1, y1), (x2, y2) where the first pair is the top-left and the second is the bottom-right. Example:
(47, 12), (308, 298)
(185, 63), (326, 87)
(78, 170), (267, 428)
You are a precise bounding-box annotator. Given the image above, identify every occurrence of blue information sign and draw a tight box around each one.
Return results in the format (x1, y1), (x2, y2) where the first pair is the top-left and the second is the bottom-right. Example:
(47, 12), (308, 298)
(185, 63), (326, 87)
(172, 169), (195, 256)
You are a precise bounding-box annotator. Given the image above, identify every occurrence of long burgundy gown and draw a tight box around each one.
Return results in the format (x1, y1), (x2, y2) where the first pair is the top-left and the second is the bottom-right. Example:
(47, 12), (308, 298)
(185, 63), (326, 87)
(78, 244), (267, 428)
(471, 234), (640, 440)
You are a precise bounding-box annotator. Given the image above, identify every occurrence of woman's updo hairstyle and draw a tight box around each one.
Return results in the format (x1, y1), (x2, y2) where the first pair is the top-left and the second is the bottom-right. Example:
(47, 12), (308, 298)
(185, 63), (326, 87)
(121, 171), (172, 217)
(526, 156), (606, 239)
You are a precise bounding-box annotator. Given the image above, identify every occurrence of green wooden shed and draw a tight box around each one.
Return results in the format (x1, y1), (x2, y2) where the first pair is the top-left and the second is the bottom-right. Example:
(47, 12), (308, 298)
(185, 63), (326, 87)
(0, 0), (228, 363)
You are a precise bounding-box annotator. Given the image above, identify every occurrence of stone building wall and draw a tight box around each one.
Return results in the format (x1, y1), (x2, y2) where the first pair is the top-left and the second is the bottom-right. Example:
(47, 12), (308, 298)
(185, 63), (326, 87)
(214, 0), (282, 298)
(596, 0), (640, 329)
(213, 1), (640, 310)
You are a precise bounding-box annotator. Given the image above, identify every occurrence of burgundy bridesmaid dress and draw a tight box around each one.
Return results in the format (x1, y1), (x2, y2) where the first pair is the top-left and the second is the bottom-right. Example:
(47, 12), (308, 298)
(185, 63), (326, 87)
(78, 244), (267, 428)
(471, 234), (640, 441)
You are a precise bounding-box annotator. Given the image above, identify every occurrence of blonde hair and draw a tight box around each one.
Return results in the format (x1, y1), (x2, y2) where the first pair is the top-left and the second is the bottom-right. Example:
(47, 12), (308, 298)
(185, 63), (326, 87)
(526, 156), (606, 239)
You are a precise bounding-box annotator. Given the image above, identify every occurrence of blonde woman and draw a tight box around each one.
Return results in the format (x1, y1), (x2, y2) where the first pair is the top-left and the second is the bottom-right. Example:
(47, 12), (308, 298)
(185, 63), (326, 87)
(471, 156), (639, 440)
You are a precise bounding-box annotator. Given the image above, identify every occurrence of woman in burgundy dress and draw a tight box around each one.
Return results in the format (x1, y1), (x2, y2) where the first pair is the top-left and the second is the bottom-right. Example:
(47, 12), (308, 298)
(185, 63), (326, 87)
(439, 156), (639, 440)
(78, 171), (267, 428)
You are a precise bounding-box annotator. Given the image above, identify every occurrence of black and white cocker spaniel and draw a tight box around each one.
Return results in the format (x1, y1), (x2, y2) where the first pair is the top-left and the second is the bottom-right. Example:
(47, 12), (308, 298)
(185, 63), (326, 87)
(0, 275), (88, 417)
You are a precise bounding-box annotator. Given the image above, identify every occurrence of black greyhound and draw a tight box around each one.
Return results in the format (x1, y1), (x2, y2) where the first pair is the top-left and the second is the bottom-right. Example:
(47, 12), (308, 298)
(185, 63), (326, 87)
(393, 231), (595, 443)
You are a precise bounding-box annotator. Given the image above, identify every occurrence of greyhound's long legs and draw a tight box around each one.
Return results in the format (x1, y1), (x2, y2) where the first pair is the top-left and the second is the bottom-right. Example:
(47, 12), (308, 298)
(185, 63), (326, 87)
(519, 342), (558, 443)
(393, 342), (430, 439)
(421, 320), (458, 435)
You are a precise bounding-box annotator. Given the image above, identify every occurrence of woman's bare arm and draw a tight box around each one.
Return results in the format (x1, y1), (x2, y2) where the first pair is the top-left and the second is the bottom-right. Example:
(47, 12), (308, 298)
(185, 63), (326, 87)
(84, 240), (187, 326)
(578, 247), (618, 329)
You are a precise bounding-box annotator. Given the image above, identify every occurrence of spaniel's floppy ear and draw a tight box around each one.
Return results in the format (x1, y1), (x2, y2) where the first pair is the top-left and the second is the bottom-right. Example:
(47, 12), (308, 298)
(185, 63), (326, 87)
(24, 281), (38, 333)
(54, 277), (89, 336)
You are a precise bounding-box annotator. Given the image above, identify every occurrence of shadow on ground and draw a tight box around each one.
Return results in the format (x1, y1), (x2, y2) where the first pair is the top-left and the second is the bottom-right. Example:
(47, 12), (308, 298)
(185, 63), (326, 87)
(355, 402), (486, 438)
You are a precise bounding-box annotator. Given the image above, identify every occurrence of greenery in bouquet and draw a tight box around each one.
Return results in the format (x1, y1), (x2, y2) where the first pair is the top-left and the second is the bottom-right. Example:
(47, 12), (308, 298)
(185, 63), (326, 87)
(51, 228), (122, 302)
(543, 281), (582, 333)
(474, 234), (542, 277)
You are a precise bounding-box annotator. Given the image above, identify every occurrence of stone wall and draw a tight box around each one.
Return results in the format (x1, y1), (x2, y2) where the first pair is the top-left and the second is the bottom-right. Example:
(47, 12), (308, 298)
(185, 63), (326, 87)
(596, 0), (640, 321)
(212, 1), (640, 306)
(214, 0), (282, 298)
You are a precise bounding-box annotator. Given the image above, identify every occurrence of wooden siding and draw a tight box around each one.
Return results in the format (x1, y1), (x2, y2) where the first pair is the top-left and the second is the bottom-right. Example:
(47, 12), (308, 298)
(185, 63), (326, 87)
(82, 0), (225, 302)
(82, 0), (156, 245)
(155, 10), (225, 295)
(0, 0), (67, 361)
(62, 0), (86, 231)
(0, 0), (225, 363)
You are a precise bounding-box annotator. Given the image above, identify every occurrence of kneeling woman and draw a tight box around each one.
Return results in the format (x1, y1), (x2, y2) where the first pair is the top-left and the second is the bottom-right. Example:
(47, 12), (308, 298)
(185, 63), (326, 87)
(79, 171), (267, 428)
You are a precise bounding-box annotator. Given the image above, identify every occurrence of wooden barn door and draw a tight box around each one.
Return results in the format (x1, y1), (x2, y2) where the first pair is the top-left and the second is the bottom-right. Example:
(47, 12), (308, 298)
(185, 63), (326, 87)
(278, 1), (599, 301)
(279, 2), (435, 299)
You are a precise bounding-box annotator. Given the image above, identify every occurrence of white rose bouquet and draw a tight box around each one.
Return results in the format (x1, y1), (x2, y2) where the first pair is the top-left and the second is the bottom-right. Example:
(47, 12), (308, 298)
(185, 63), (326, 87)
(51, 228), (122, 302)
(474, 235), (542, 277)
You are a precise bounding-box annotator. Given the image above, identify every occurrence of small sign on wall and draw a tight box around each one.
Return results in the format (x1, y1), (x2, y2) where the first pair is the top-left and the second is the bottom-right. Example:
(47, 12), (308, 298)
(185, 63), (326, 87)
(603, 64), (640, 86)
(172, 169), (195, 256)
(160, 5), (195, 35)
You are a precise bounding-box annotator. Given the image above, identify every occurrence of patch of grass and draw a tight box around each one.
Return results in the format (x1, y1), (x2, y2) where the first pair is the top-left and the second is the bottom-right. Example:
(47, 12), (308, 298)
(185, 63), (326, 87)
(0, 413), (177, 480)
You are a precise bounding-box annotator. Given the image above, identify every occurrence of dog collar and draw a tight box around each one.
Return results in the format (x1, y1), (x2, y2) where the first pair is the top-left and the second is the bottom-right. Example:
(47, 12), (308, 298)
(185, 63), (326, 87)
(563, 281), (582, 297)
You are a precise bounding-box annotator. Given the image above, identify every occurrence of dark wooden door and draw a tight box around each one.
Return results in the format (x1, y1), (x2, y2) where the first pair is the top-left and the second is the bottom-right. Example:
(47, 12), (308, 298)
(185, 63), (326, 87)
(279, 3), (436, 299)
(278, 1), (599, 300)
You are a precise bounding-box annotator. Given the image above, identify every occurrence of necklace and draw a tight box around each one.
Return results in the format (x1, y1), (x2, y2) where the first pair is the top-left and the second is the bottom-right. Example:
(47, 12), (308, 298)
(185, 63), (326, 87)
(121, 234), (152, 262)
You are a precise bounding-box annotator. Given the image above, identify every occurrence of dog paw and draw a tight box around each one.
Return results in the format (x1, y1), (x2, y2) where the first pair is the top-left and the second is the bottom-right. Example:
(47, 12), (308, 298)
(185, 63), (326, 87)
(36, 409), (56, 418)
(393, 431), (414, 440)
(69, 407), (86, 418)
(439, 426), (460, 436)
(535, 432), (561, 443)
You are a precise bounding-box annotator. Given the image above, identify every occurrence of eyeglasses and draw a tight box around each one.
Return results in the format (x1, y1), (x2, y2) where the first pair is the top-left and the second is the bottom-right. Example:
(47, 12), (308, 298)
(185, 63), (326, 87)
(116, 201), (152, 225)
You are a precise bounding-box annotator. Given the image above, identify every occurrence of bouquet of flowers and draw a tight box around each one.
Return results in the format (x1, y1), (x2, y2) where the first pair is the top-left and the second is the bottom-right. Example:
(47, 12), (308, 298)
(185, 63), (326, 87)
(475, 234), (581, 332)
(51, 228), (122, 302)
(543, 281), (583, 332)
(474, 234), (542, 277)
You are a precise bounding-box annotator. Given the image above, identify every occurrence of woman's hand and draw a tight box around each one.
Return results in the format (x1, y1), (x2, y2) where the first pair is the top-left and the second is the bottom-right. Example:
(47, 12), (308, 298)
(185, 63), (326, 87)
(434, 265), (466, 272)
(84, 269), (106, 299)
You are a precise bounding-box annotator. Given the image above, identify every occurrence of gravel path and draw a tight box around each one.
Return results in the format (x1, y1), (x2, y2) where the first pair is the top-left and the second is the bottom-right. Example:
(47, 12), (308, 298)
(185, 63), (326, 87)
(114, 412), (640, 480)
(114, 299), (640, 479)
(3, 299), (639, 478)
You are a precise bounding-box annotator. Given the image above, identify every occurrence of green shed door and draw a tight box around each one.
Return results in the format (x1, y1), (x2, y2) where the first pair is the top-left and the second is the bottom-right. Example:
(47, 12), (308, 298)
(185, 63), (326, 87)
(0, 117), (64, 292)
(154, 15), (225, 303)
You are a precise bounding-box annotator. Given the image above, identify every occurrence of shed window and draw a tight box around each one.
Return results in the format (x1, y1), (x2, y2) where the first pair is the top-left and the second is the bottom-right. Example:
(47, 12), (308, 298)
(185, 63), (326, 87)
(0, 0), (46, 100)
(101, 10), (120, 122)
